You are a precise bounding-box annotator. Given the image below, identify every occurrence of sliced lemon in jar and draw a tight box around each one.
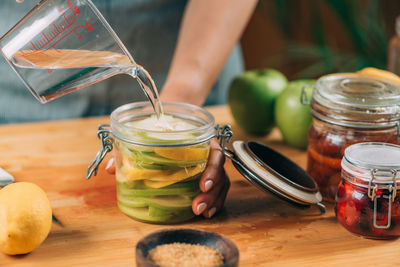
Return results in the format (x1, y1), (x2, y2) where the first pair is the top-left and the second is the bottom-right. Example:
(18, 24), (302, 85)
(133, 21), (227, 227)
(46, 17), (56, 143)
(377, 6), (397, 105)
(122, 155), (176, 180)
(154, 147), (210, 161)
(144, 164), (205, 188)
(144, 180), (176, 188)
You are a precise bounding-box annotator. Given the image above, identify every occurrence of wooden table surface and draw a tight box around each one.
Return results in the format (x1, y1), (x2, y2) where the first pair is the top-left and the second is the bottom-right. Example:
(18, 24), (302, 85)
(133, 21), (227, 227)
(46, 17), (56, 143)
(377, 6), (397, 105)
(0, 105), (399, 267)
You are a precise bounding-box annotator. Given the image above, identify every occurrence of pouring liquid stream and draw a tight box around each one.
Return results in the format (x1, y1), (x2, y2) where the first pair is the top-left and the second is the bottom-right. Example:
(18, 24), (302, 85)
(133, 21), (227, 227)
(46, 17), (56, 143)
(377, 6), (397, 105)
(11, 49), (163, 118)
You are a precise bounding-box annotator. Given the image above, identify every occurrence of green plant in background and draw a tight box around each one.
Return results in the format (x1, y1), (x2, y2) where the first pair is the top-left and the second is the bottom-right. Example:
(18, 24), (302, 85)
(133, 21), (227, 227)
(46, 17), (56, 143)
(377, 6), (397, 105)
(260, 0), (388, 78)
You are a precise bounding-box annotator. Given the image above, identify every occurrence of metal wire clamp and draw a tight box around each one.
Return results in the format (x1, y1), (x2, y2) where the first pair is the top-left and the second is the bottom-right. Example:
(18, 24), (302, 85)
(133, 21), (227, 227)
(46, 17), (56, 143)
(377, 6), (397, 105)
(300, 85), (315, 105)
(368, 169), (397, 229)
(215, 124), (233, 151)
(87, 124), (113, 179)
(215, 125), (244, 168)
(215, 125), (246, 168)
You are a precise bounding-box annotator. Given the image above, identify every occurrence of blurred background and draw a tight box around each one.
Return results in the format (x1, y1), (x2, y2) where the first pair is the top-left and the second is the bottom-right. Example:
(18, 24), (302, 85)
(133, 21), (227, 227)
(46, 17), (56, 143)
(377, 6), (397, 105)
(240, 0), (400, 79)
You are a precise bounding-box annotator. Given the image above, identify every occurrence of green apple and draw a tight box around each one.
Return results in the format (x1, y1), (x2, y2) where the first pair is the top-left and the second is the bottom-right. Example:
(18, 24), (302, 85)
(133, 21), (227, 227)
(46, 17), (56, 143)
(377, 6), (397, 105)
(228, 69), (288, 136)
(275, 79), (315, 150)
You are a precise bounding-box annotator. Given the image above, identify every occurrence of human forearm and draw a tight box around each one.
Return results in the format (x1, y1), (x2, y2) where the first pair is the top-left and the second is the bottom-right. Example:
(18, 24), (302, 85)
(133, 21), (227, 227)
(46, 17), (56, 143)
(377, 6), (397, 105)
(161, 0), (257, 105)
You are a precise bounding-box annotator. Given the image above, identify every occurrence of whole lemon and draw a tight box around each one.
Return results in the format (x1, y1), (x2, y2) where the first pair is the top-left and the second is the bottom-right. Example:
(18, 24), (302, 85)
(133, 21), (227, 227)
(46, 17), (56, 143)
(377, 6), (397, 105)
(0, 182), (52, 255)
(357, 67), (400, 84)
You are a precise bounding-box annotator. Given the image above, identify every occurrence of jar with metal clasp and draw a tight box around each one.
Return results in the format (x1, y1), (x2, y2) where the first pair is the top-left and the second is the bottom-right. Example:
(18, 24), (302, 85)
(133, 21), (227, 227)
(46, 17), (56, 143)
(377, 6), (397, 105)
(302, 74), (400, 202)
(87, 102), (326, 225)
(87, 102), (217, 224)
(336, 142), (400, 239)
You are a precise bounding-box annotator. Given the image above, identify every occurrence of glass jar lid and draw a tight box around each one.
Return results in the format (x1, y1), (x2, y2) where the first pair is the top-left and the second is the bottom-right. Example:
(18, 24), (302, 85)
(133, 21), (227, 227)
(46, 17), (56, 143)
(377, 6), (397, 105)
(311, 74), (400, 127)
(342, 142), (400, 185)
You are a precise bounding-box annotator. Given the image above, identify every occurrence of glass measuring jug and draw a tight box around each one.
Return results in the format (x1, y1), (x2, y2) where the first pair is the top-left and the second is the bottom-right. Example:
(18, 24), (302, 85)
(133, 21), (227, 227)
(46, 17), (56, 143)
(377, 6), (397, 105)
(0, 0), (162, 116)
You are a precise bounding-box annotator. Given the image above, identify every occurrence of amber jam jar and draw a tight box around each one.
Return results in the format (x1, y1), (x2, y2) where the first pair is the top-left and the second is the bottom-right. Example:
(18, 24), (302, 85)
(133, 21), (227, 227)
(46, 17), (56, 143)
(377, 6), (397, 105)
(306, 74), (400, 201)
(335, 142), (400, 239)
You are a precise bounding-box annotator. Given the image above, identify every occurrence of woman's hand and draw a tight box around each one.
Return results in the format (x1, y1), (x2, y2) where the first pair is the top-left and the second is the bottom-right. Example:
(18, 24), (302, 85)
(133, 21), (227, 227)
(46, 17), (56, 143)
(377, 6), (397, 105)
(105, 139), (230, 218)
(191, 139), (230, 218)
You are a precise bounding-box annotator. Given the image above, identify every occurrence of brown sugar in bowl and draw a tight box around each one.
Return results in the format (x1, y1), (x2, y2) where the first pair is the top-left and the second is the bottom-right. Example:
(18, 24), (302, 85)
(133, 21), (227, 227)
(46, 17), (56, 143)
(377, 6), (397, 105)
(136, 228), (239, 267)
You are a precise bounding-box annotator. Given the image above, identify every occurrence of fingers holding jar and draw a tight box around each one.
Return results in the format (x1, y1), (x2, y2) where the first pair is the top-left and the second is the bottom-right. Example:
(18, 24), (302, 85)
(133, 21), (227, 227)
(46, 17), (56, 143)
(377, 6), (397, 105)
(193, 168), (230, 218)
(198, 139), (226, 192)
(193, 139), (230, 218)
(106, 158), (116, 174)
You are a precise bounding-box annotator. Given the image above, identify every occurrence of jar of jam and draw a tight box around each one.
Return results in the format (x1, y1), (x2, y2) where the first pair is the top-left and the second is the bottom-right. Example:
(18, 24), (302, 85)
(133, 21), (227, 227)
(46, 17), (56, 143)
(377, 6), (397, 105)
(335, 142), (400, 239)
(305, 74), (400, 201)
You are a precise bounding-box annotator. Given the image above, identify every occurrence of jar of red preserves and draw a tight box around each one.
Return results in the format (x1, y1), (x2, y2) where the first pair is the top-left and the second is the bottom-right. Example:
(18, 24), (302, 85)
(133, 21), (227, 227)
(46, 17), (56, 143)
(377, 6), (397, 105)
(305, 74), (400, 201)
(335, 142), (400, 239)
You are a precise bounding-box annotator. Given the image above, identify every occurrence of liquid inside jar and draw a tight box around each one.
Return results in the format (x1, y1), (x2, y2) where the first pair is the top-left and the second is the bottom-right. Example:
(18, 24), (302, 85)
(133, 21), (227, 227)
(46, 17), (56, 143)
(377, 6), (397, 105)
(306, 74), (400, 202)
(114, 114), (210, 224)
(307, 119), (400, 202)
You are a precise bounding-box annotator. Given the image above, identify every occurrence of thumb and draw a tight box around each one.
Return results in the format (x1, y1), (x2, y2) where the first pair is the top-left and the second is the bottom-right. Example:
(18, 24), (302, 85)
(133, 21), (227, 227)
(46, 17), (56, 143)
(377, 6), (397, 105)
(105, 158), (116, 174)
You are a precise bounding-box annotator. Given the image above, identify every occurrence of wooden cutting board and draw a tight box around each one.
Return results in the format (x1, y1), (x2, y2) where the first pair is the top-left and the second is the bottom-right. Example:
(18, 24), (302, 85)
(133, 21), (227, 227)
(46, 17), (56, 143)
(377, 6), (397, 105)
(0, 105), (399, 266)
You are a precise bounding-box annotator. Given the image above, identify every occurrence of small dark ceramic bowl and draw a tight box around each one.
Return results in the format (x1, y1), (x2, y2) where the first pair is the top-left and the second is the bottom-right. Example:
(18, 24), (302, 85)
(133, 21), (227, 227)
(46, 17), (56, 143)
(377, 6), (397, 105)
(136, 228), (239, 267)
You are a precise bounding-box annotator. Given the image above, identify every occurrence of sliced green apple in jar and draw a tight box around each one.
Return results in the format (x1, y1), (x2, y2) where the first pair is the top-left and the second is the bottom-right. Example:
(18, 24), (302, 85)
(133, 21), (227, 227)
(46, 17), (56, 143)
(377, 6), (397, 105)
(116, 178), (200, 197)
(117, 205), (172, 222)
